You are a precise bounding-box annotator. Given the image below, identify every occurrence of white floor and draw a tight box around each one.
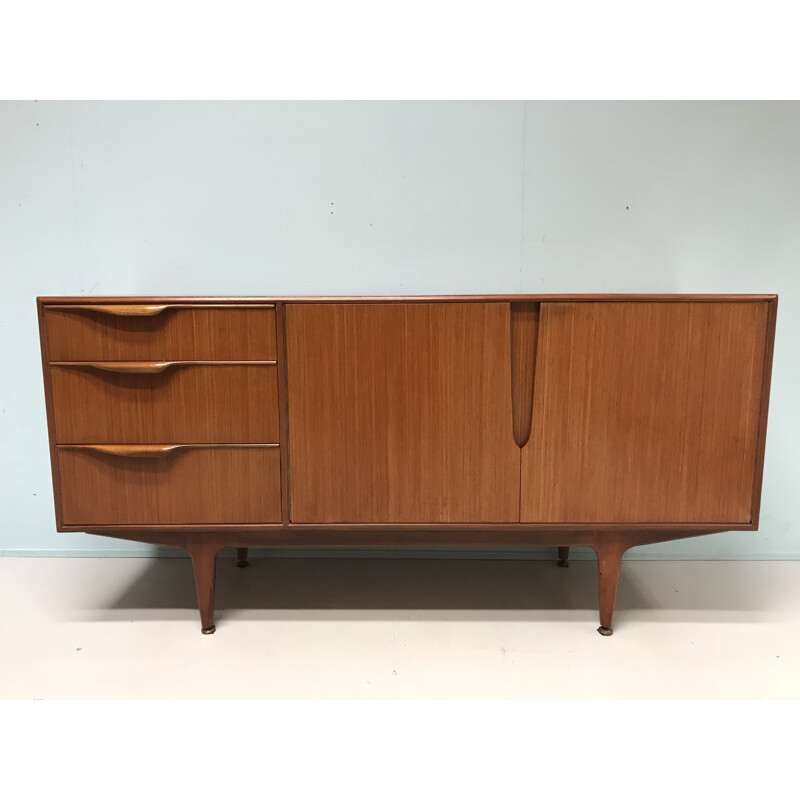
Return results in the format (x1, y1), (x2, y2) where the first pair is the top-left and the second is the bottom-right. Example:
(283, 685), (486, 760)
(1, 555), (798, 699)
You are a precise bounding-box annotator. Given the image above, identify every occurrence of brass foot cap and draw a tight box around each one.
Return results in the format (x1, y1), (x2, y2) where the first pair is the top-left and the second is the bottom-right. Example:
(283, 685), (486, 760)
(237, 560), (250, 568)
(556, 559), (569, 568)
(597, 626), (614, 636)
(201, 625), (216, 635)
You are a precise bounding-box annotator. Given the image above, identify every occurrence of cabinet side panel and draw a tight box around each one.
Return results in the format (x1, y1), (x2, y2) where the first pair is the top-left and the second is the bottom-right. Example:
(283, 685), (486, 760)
(286, 302), (520, 523)
(522, 301), (769, 523)
(37, 299), (64, 529)
(749, 296), (778, 527)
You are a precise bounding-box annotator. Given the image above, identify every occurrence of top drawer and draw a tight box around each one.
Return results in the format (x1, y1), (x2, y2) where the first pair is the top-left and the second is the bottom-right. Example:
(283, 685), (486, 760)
(43, 303), (276, 361)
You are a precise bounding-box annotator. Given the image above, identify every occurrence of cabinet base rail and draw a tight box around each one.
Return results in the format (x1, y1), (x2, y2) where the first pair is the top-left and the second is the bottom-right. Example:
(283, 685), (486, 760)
(80, 528), (720, 635)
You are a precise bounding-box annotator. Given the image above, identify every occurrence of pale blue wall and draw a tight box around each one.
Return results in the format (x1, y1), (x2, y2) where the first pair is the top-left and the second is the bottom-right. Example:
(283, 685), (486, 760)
(1, 101), (798, 558)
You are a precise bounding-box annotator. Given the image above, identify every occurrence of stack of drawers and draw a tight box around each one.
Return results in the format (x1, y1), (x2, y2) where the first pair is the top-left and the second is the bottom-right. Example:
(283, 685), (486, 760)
(41, 303), (282, 525)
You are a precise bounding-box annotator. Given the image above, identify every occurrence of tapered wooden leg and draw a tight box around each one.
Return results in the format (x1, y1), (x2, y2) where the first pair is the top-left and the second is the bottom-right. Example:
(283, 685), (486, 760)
(557, 546), (570, 567)
(593, 538), (627, 636)
(187, 543), (220, 635)
(236, 547), (249, 568)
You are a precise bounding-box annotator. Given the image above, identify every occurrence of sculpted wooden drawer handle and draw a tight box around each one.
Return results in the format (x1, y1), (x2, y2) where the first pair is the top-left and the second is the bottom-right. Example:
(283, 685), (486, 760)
(60, 444), (279, 458)
(58, 304), (172, 316)
(53, 360), (277, 374)
(61, 444), (189, 458)
(56, 303), (275, 317)
(58, 361), (175, 374)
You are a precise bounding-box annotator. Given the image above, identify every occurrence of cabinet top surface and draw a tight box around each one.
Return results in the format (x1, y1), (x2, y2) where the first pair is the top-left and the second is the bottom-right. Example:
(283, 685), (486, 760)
(38, 293), (778, 305)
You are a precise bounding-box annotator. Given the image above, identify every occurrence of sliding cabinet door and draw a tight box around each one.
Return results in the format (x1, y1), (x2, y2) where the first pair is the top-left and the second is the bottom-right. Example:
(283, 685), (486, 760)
(521, 301), (770, 524)
(286, 302), (520, 523)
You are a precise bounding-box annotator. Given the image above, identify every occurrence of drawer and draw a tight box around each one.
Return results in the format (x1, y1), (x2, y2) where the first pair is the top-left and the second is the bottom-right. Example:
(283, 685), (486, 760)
(57, 444), (281, 525)
(50, 362), (279, 444)
(44, 303), (276, 361)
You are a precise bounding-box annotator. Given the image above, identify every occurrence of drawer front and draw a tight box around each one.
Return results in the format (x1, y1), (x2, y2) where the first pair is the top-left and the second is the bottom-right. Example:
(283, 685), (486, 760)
(57, 445), (281, 525)
(50, 363), (279, 444)
(45, 304), (276, 361)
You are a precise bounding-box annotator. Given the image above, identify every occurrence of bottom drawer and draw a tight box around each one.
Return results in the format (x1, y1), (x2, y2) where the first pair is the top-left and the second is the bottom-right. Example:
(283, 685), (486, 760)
(57, 444), (281, 526)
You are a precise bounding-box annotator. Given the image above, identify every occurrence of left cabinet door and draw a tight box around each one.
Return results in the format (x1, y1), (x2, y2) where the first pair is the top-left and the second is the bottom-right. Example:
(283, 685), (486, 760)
(286, 302), (520, 523)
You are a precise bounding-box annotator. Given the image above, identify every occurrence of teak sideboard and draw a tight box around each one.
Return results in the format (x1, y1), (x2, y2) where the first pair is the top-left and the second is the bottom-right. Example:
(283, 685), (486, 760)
(37, 295), (777, 635)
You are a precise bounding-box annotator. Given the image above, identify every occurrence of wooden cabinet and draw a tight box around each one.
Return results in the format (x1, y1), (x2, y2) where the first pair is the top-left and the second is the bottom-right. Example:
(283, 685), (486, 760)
(37, 295), (777, 637)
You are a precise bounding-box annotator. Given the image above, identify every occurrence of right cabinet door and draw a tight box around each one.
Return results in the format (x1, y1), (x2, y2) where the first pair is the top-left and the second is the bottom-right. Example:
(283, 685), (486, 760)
(521, 301), (770, 524)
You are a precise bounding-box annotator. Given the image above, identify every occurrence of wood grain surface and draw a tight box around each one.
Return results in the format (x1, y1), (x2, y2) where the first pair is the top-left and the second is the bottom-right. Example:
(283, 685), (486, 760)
(286, 302), (520, 523)
(521, 301), (770, 523)
(57, 445), (281, 525)
(44, 305), (276, 361)
(49, 363), (279, 444)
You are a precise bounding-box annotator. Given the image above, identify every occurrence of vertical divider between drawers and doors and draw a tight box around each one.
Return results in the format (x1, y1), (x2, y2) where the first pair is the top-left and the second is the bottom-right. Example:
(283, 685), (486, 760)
(274, 300), (292, 526)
